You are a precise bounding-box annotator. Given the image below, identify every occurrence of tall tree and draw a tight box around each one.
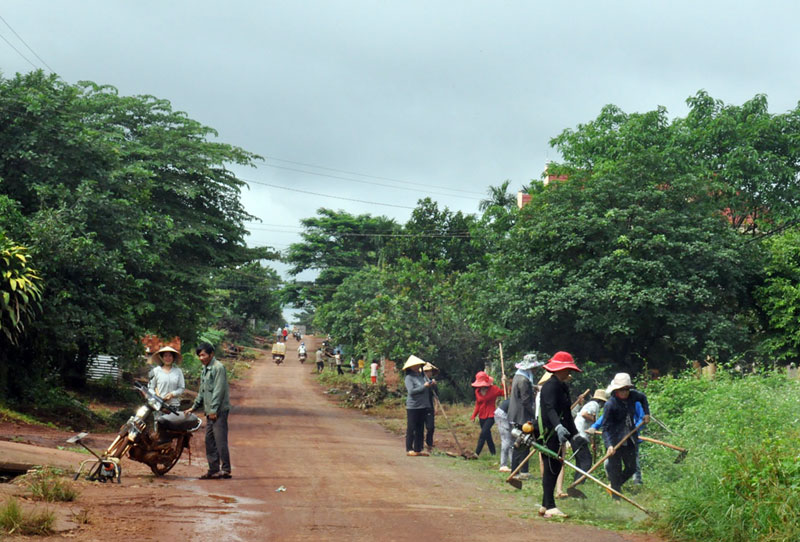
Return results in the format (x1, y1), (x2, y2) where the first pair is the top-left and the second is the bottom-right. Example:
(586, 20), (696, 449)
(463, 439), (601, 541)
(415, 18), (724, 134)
(490, 103), (764, 374)
(0, 71), (267, 394)
(285, 208), (400, 307)
(386, 198), (481, 273)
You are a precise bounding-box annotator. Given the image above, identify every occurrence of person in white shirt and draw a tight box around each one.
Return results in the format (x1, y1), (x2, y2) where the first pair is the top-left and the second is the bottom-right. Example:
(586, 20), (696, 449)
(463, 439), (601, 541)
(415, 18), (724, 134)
(571, 388), (607, 485)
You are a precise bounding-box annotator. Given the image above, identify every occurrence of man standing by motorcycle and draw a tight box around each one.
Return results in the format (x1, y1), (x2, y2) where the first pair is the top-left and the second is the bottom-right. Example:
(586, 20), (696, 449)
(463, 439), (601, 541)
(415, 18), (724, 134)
(185, 343), (232, 480)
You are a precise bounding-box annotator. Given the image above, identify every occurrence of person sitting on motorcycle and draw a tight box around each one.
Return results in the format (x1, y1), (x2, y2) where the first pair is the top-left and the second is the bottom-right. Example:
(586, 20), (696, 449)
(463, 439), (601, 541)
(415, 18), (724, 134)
(298, 342), (307, 356)
(148, 346), (185, 411)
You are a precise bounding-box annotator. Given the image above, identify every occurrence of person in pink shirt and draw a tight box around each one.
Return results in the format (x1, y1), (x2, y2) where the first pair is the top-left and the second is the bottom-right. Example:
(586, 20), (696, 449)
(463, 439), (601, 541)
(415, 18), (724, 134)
(470, 371), (505, 456)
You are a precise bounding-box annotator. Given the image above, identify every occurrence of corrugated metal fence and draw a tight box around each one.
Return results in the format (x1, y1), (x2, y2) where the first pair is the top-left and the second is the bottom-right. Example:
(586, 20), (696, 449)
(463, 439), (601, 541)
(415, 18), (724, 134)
(86, 354), (122, 382)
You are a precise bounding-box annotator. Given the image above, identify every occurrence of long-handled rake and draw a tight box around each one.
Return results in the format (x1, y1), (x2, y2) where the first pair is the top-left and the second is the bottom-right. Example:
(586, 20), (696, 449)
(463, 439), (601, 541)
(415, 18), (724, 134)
(530, 439), (654, 516)
(639, 435), (688, 463)
(434, 394), (478, 460)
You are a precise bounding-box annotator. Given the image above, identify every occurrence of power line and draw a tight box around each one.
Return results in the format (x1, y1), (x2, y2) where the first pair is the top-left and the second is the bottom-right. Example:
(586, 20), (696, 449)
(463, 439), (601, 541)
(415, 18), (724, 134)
(246, 225), (471, 238)
(264, 156), (486, 196)
(0, 15), (54, 72)
(242, 177), (415, 209)
(0, 28), (38, 70)
(262, 163), (481, 200)
(242, 221), (473, 236)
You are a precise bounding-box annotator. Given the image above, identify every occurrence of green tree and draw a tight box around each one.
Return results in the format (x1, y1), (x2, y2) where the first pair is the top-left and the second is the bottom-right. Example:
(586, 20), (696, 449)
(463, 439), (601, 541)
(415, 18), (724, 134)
(211, 261), (283, 341)
(754, 228), (800, 364)
(490, 104), (763, 374)
(316, 258), (488, 398)
(385, 198), (482, 273)
(0, 71), (265, 395)
(285, 208), (400, 308)
(0, 232), (42, 343)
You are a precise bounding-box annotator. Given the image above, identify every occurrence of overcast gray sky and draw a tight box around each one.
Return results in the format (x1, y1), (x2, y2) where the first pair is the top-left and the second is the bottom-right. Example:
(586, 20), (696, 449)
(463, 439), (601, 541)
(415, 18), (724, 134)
(3, 1), (800, 319)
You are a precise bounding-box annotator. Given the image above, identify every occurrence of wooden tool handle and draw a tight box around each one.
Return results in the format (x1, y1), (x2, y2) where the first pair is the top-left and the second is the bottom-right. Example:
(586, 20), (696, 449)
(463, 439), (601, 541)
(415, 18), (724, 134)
(639, 435), (686, 452)
(505, 445), (537, 484)
(568, 420), (644, 489)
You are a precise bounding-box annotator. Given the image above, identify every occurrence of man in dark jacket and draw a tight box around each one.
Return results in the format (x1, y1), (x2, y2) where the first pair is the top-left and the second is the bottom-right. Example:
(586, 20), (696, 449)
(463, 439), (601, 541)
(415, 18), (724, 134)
(600, 372), (650, 499)
(507, 353), (543, 477)
(538, 351), (581, 518)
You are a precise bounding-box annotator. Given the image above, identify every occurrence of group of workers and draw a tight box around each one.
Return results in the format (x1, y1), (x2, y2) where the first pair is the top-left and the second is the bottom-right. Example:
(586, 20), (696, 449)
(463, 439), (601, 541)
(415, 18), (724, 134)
(403, 351), (650, 519)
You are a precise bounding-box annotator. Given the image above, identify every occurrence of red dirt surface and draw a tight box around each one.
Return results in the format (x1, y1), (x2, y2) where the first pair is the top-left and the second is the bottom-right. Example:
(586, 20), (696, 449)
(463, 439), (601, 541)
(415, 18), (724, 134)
(0, 337), (667, 541)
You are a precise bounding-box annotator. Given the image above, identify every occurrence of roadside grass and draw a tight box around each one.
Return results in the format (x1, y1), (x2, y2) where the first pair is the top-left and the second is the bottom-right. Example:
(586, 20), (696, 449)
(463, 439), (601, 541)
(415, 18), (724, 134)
(315, 368), (800, 541)
(0, 497), (54, 535)
(21, 467), (79, 502)
(0, 404), (56, 428)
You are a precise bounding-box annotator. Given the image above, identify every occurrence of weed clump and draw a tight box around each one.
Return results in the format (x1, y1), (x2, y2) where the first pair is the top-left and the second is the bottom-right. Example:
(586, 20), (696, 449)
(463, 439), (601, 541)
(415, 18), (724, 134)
(22, 467), (79, 502)
(0, 497), (54, 535)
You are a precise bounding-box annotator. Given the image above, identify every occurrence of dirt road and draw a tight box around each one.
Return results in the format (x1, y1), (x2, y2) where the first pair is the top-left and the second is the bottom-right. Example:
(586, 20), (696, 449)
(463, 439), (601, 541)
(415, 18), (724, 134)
(1, 337), (664, 541)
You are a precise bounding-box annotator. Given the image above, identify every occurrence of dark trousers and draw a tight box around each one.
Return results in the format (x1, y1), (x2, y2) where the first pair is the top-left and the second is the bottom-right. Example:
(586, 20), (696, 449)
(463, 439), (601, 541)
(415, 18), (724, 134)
(406, 408), (427, 452)
(571, 435), (591, 484)
(511, 444), (530, 474)
(475, 417), (496, 455)
(424, 408), (435, 448)
(336, 365), (343, 375)
(205, 410), (231, 474)
(541, 434), (562, 510)
(606, 442), (637, 496)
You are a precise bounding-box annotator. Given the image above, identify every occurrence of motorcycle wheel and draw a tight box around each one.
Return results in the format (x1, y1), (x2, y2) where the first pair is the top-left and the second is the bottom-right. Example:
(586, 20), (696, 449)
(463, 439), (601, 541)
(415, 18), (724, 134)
(149, 439), (185, 476)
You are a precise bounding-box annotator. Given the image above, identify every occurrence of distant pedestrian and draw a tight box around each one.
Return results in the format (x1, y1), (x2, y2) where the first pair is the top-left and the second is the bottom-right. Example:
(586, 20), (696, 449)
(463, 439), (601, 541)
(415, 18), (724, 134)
(470, 371), (504, 456)
(185, 343), (232, 480)
(423, 362), (439, 453)
(403, 355), (432, 456)
(370, 359), (379, 384)
(316, 348), (324, 373)
(335, 353), (344, 375)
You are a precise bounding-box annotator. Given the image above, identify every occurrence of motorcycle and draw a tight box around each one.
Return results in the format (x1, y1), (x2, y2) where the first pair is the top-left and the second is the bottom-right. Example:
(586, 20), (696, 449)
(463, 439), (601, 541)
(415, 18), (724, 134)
(67, 382), (202, 482)
(298, 350), (307, 363)
(272, 341), (286, 365)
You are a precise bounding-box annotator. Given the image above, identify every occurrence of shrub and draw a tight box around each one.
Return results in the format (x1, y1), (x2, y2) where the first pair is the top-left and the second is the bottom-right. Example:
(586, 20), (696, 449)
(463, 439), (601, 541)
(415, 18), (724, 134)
(648, 372), (800, 542)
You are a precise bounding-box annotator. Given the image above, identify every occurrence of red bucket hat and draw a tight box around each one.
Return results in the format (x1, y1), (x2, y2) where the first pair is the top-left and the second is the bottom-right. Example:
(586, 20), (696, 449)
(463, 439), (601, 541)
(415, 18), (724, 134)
(543, 351), (581, 373)
(471, 371), (494, 387)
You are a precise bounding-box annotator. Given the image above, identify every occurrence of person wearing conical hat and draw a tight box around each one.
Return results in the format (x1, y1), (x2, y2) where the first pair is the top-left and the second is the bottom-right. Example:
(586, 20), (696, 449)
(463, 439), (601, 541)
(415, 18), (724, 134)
(600, 373), (650, 500)
(571, 389), (607, 486)
(148, 346), (185, 410)
(422, 363), (439, 453)
(538, 351), (581, 518)
(403, 355), (432, 457)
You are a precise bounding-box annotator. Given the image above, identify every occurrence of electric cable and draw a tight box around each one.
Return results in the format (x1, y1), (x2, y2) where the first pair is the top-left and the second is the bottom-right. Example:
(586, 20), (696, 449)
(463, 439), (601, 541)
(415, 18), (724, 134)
(245, 225), (471, 238)
(241, 177), (415, 209)
(0, 28), (38, 70)
(0, 15), (54, 72)
(264, 155), (485, 196)
(261, 163), (481, 200)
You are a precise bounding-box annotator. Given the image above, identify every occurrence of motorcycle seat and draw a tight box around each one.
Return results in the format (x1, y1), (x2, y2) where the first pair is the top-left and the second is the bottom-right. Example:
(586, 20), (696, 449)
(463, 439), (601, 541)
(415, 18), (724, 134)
(158, 412), (201, 432)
